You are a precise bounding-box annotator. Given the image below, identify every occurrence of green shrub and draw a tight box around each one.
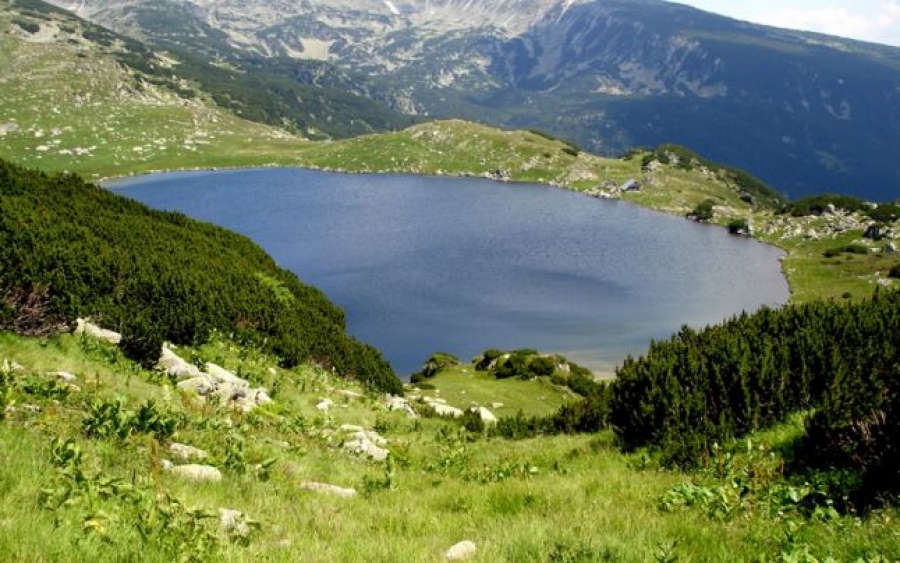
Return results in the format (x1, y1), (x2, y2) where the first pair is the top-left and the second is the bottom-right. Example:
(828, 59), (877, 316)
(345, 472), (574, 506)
(610, 289), (900, 488)
(689, 200), (715, 222)
(118, 315), (164, 369)
(727, 218), (749, 234)
(889, 264), (900, 279)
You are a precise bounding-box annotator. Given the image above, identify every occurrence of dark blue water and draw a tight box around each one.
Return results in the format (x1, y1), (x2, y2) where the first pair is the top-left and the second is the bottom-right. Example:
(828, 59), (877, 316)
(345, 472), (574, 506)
(111, 168), (789, 376)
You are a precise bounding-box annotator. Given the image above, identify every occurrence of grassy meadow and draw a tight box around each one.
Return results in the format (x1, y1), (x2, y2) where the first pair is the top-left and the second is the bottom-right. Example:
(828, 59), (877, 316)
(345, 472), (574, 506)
(2, 331), (898, 562)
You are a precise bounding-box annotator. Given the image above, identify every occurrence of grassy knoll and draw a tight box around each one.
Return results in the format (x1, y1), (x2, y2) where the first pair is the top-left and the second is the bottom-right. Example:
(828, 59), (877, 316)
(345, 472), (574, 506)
(414, 364), (574, 418)
(2, 330), (897, 562)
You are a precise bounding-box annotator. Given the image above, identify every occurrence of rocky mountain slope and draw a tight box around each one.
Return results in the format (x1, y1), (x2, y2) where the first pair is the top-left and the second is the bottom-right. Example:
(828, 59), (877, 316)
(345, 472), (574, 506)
(46, 0), (900, 200)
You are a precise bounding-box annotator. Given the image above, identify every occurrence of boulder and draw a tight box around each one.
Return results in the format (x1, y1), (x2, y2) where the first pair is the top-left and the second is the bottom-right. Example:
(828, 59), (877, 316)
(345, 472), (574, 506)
(430, 403), (464, 418)
(338, 389), (364, 400)
(343, 435), (389, 461)
(177, 376), (217, 396)
(54, 371), (78, 383)
(386, 395), (418, 418)
(446, 540), (477, 560)
(316, 398), (335, 411)
(219, 508), (251, 538)
(167, 464), (223, 482)
(300, 481), (357, 498)
(158, 347), (204, 380)
(473, 406), (497, 424)
(169, 443), (208, 460)
(74, 318), (121, 344)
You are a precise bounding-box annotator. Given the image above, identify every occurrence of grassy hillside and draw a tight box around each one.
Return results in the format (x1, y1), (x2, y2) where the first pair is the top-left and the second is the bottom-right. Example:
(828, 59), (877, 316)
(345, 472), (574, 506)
(0, 158), (401, 393)
(0, 1), (313, 178)
(1, 328), (897, 562)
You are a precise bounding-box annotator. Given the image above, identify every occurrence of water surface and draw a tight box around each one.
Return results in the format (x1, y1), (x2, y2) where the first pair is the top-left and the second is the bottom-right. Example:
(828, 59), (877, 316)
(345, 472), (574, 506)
(112, 168), (789, 376)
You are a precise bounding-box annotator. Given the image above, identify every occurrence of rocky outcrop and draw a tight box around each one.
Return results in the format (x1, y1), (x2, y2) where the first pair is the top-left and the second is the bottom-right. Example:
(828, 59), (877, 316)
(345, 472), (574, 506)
(162, 347), (272, 413)
(385, 395), (419, 418)
(340, 425), (389, 461)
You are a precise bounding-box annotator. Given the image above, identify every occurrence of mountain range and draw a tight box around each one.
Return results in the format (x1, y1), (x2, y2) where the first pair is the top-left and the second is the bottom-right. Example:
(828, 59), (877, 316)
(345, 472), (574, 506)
(36, 0), (900, 200)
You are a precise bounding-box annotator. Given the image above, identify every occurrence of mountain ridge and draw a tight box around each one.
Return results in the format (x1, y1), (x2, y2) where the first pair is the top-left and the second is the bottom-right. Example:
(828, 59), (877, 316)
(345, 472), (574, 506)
(46, 0), (900, 200)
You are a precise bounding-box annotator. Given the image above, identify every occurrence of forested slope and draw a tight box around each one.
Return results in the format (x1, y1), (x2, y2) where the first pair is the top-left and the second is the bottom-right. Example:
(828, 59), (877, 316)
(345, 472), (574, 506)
(0, 158), (402, 394)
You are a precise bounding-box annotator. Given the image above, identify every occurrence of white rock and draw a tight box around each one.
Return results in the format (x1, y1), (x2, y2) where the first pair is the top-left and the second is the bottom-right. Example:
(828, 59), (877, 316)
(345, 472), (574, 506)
(177, 376), (217, 395)
(169, 443), (208, 460)
(338, 389), (364, 400)
(74, 318), (121, 344)
(473, 406), (497, 424)
(219, 508), (250, 537)
(446, 540), (477, 560)
(431, 403), (464, 418)
(491, 402), (504, 409)
(343, 436), (389, 461)
(205, 363), (245, 385)
(158, 347), (204, 380)
(339, 424), (365, 432)
(300, 481), (357, 498)
(54, 371), (78, 383)
(316, 398), (335, 411)
(167, 464), (222, 482)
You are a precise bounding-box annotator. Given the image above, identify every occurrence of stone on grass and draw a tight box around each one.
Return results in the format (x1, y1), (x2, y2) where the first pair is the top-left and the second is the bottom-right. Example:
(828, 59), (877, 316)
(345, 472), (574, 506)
(343, 436), (389, 461)
(74, 318), (121, 344)
(219, 508), (250, 538)
(167, 463), (223, 482)
(430, 403), (464, 418)
(54, 371), (78, 383)
(158, 346), (204, 380)
(473, 406), (497, 424)
(446, 540), (477, 560)
(169, 443), (208, 460)
(316, 398), (335, 411)
(300, 481), (357, 498)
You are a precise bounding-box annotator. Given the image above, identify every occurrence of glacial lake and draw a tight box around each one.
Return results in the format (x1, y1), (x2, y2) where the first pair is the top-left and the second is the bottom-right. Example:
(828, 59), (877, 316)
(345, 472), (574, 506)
(112, 168), (789, 376)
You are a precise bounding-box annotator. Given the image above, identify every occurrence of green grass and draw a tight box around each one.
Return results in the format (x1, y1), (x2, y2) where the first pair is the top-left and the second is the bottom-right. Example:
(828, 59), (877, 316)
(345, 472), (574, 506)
(2, 330), (898, 561)
(412, 364), (574, 417)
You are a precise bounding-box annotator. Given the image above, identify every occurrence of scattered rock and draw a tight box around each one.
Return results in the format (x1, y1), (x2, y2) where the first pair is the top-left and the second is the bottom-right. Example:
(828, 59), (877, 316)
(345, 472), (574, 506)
(339, 424), (365, 432)
(54, 371), (78, 383)
(472, 406), (497, 424)
(164, 349), (271, 412)
(158, 346), (204, 380)
(300, 481), (357, 498)
(316, 398), (335, 411)
(491, 402), (504, 409)
(385, 395), (418, 418)
(424, 397), (464, 418)
(338, 389), (364, 400)
(219, 508), (251, 538)
(166, 463), (223, 482)
(169, 443), (208, 460)
(446, 540), (477, 560)
(74, 318), (121, 344)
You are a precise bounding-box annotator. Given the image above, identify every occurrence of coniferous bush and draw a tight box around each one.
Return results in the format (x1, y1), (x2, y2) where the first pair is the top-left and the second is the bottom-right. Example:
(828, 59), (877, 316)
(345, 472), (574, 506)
(0, 159), (402, 394)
